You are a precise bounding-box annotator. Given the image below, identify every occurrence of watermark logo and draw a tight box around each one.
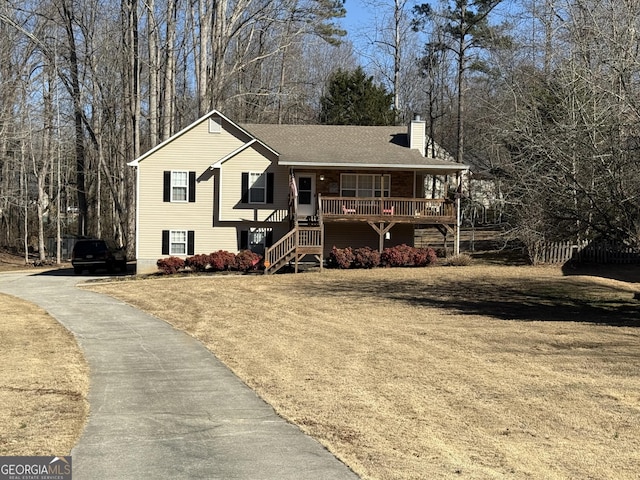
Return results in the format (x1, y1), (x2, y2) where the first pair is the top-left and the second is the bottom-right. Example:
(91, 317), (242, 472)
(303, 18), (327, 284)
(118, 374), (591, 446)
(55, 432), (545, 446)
(0, 456), (71, 480)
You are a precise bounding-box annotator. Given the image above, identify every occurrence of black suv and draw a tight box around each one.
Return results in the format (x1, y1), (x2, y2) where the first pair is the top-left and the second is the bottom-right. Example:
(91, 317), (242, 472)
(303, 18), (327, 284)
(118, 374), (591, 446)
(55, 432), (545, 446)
(71, 239), (127, 274)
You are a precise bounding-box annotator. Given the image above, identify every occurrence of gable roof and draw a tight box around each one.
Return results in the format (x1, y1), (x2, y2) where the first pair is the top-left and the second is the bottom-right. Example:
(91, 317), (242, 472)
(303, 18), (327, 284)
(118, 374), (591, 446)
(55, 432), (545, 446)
(241, 124), (466, 171)
(128, 110), (276, 166)
(129, 109), (467, 172)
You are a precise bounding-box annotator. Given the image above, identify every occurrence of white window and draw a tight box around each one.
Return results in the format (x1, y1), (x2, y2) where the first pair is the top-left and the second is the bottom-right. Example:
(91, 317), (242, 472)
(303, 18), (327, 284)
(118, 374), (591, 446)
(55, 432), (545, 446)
(170, 230), (187, 255)
(249, 172), (266, 204)
(341, 174), (357, 197)
(171, 171), (188, 202)
(359, 175), (374, 198)
(340, 174), (390, 198)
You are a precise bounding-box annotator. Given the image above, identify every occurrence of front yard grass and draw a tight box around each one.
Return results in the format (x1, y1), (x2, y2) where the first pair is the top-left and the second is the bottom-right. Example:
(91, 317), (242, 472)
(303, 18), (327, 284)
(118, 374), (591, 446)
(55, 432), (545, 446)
(0, 293), (89, 455)
(88, 265), (640, 479)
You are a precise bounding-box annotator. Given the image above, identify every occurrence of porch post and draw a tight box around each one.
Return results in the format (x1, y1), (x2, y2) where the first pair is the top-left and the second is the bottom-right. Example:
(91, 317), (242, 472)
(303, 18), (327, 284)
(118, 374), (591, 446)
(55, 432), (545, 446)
(368, 221), (394, 253)
(319, 194), (324, 271)
(454, 171), (462, 255)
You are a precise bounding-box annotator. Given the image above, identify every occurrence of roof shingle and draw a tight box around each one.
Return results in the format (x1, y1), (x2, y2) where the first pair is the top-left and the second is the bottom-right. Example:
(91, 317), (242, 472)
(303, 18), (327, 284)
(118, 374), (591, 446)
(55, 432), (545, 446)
(241, 124), (462, 170)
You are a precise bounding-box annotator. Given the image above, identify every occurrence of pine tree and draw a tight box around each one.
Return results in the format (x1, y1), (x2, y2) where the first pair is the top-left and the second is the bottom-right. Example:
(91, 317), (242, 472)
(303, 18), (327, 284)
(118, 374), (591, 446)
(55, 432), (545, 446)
(413, 0), (504, 163)
(319, 67), (395, 125)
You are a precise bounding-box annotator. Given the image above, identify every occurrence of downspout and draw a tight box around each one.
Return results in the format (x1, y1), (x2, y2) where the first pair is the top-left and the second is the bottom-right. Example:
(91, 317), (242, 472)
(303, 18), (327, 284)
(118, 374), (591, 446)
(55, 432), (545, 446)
(134, 164), (140, 262)
(454, 170), (466, 255)
(455, 190), (461, 255)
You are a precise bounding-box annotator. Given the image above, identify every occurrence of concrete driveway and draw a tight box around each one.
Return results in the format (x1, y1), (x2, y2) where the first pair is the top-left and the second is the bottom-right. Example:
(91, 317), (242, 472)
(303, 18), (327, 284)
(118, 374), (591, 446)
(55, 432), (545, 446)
(0, 269), (358, 479)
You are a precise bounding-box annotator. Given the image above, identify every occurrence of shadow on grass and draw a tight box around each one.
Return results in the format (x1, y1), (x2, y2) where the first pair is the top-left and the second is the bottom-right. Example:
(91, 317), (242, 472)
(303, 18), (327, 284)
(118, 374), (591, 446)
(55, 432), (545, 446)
(562, 262), (640, 285)
(308, 274), (640, 327)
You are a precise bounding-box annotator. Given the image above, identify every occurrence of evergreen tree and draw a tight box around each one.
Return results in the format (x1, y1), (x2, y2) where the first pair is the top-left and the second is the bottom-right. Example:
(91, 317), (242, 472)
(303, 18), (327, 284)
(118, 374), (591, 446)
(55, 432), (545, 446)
(413, 0), (504, 162)
(319, 67), (395, 125)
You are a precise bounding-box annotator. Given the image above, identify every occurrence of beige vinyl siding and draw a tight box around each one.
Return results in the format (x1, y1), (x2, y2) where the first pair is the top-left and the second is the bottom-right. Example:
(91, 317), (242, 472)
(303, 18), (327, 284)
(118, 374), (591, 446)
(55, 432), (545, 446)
(218, 147), (289, 222)
(408, 119), (426, 155)
(135, 117), (287, 272)
(324, 223), (415, 256)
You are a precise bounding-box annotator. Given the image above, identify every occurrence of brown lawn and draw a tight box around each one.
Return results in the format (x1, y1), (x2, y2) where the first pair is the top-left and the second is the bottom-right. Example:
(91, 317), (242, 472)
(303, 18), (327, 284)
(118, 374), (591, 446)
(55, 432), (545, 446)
(0, 293), (89, 455)
(87, 265), (640, 480)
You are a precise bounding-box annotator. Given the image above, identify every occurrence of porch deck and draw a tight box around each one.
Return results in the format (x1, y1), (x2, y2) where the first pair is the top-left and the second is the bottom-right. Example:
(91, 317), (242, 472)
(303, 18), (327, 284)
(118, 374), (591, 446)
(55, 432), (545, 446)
(319, 196), (456, 224)
(265, 196), (458, 274)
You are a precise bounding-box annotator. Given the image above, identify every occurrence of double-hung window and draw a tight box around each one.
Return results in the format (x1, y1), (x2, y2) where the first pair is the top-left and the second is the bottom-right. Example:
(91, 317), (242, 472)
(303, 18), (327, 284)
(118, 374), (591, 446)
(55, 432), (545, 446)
(170, 230), (187, 255)
(341, 174), (391, 197)
(241, 172), (274, 204)
(171, 171), (188, 202)
(162, 229), (195, 256)
(249, 172), (266, 204)
(163, 171), (196, 202)
(341, 174), (357, 197)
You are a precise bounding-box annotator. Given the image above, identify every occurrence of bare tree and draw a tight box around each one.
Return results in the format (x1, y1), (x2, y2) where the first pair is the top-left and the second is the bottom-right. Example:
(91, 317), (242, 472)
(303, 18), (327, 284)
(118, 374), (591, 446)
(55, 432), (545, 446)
(353, 0), (423, 124)
(414, 0), (504, 163)
(490, 0), (640, 248)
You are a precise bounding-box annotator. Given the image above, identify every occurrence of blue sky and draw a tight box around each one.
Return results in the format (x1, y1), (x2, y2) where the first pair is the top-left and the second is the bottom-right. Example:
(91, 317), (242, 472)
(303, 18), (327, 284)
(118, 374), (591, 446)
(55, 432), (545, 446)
(340, 0), (521, 36)
(340, 0), (371, 36)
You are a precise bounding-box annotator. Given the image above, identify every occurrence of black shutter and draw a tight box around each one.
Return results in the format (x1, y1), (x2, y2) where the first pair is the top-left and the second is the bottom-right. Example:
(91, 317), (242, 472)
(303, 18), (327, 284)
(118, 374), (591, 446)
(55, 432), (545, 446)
(163, 171), (171, 202)
(266, 172), (274, 204)
(162, 230), (170, 255)
(265, 230), (273, 248)
(187, 231), (195, 255)
(240, 230), (249, 250)
(241, 172), (249, 203)
(188, 172), (196, 202)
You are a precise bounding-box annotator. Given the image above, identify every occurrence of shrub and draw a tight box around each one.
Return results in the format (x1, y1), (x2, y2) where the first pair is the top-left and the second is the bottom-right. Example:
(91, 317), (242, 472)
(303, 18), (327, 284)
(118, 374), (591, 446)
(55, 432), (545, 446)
(327, 246), (355, 269)
(236, 250), (262, 272)
(381, 244), (410, 267)
(398, 244), (417, 265)
(210, 250), (237, 271)
(445, 253), (474, 266)
(381, 244), (437, 267)
(352, 247), (381, 269)
(185, 254), (210, 272)
(413, 247), (438, 267)
(156, 256), (185, 275)
(434, 247), (448, 258)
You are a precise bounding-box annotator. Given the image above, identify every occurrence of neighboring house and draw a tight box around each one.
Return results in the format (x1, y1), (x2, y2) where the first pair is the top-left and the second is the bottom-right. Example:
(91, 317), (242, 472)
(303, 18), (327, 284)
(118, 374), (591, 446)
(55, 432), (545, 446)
(129, 110), (468, 274)
(464, 169), (506, 226)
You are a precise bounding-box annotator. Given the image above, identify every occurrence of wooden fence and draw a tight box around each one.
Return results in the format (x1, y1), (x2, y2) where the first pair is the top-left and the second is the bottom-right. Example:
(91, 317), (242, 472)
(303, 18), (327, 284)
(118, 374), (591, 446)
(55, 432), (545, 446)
(533, 240), (640, 265)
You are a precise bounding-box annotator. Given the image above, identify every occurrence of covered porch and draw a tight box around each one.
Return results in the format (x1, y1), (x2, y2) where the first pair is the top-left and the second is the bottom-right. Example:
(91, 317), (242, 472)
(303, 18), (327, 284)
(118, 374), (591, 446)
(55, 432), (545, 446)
(320, 196), (456, 223)
(318, 194), (459, 256)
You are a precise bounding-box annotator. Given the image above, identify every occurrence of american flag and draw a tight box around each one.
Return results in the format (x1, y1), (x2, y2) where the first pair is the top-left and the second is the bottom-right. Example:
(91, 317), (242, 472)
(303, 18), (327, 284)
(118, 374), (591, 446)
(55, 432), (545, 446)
(289, 173), (298, 198)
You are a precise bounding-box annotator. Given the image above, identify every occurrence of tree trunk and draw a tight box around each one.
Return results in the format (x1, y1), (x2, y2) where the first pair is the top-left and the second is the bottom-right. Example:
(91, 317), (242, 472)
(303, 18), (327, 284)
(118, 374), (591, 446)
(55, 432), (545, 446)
(61, 0), (88, 236)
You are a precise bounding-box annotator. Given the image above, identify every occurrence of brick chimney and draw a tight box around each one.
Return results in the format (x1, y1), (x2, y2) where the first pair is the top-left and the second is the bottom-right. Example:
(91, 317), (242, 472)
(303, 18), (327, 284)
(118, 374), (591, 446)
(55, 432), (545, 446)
(408, 114), (426, 156)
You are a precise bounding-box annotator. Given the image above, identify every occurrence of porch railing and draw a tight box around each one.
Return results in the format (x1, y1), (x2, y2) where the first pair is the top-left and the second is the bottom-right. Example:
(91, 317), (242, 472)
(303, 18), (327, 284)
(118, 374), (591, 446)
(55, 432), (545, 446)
(320, 196), (454, 218)
(264, 226), (323, 274)
(265, 229), (296, 270)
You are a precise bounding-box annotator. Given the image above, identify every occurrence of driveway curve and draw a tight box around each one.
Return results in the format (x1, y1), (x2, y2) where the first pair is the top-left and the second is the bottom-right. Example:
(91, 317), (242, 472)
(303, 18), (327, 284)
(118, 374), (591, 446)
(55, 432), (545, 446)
(0, 270), (358, 480)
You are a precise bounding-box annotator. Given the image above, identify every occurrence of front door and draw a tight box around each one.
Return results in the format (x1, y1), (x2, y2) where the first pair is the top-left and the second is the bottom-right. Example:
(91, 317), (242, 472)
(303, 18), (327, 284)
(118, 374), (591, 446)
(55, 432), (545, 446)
(297, 174), (316, 218)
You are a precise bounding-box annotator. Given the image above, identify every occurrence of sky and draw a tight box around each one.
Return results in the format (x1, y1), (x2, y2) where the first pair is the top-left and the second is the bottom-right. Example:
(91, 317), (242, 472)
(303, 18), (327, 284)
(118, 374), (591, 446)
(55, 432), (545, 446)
(338, 0), (523, 63)
(339, 0), (522, 37)
(340, 0), (378, 42)
(341, 0), (369, 34)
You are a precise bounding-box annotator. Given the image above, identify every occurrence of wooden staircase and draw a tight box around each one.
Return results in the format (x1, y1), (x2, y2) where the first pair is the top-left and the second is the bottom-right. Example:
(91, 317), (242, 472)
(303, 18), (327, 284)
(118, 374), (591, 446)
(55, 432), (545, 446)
(264, 225), (323, 274)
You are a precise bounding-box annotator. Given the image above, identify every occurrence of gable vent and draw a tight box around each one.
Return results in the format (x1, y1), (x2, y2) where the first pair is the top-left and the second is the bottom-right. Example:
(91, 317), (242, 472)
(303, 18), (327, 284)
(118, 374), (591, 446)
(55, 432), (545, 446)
(209, 116), (222, 134)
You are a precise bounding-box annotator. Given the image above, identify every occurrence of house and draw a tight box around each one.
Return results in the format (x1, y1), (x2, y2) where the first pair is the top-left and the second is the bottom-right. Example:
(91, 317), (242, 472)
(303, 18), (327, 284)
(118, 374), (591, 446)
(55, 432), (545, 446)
(129, 110), (468, 274)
